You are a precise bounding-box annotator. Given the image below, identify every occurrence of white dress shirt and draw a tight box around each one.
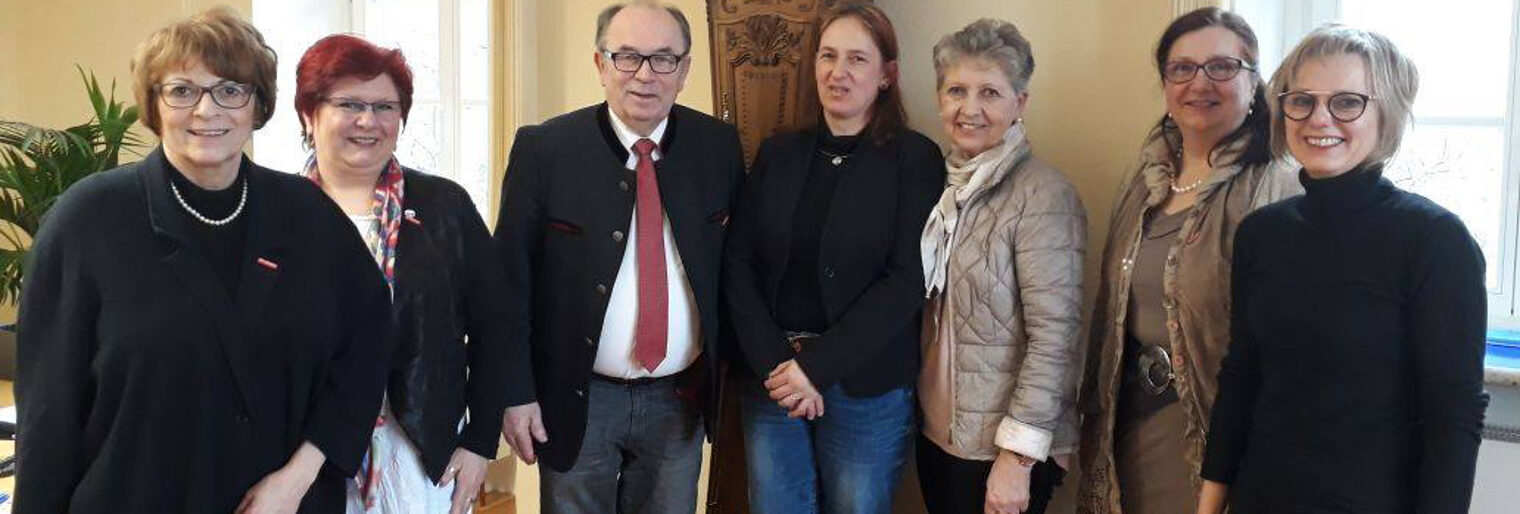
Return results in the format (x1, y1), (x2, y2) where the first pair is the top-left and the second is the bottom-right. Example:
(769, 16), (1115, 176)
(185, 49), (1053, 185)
(591, 108), (702, 379)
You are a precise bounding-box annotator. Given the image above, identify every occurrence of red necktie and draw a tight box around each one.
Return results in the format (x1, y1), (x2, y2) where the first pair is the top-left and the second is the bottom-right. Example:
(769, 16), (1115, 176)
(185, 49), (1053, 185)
(632, 138), (668, 372)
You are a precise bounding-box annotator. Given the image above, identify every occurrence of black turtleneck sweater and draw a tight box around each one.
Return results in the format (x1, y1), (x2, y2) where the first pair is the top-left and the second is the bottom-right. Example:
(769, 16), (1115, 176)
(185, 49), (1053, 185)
(775, 129), (860, 333)
(166, 161), (249, 295)
(1201, 166), (1489, 513)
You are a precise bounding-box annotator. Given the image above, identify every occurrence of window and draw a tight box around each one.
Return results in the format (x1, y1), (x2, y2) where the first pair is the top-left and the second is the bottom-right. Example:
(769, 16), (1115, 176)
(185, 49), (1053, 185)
(1236, 0), (1520, 329)
(251, 0), (493, 217)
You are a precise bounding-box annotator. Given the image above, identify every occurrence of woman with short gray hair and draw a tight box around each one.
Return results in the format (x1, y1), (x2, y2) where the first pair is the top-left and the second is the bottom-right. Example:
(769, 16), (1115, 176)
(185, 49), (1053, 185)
(1199, 24), (1488, 513)
(916, 18), (1085, 514)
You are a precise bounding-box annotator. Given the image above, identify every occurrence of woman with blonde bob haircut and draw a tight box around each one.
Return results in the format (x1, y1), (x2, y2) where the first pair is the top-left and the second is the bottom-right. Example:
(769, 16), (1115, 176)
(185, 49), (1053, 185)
(1200, 24), (1488, 513)
(916, 17), (1085, 514)
(16, 7), (395, 513)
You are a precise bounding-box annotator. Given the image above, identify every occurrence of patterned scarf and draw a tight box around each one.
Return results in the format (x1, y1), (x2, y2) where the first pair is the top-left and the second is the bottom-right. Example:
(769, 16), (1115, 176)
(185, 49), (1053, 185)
(921, 123), (1030, 297)
(303, 154), (404, 508)
(303, 154), (405, 289)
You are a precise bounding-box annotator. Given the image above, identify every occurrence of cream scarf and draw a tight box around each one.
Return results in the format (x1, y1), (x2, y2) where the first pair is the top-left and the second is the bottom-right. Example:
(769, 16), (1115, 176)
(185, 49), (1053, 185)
(921, 123), (1030, 297)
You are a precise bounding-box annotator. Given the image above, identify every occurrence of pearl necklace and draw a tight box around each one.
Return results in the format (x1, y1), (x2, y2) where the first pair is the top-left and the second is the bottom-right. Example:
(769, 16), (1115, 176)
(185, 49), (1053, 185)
(170, 178), (248, 226)
(1169, 174), (1207, 194)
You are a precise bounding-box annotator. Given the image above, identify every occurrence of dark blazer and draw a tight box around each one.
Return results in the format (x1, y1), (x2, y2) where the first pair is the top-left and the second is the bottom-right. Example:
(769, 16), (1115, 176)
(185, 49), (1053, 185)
(724, 126), (944, 395)
(493, 104), (744, 471)
(15, 148), (395, 513)
(386, 169), (514, 483)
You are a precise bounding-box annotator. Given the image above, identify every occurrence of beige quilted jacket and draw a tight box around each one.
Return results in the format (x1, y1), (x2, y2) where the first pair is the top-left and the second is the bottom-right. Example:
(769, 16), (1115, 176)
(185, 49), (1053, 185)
(927, 141), (1088, 461)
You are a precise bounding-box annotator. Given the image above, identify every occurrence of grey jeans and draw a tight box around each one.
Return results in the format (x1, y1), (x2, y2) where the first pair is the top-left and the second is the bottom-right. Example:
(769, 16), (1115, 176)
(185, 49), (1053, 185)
(540, 376), (705, 514)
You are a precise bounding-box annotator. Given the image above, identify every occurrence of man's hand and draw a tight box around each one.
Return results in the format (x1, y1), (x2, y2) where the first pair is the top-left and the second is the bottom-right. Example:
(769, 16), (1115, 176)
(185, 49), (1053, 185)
(502, 402), (548, 464)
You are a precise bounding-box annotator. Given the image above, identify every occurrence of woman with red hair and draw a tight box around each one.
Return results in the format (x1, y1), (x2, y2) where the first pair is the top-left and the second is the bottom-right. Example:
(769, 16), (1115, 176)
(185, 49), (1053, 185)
(294, 34), (519, 514)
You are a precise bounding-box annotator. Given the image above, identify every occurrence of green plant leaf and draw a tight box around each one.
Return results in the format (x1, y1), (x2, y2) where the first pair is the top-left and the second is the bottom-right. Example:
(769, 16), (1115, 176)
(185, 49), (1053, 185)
(0, 67), (145, 299)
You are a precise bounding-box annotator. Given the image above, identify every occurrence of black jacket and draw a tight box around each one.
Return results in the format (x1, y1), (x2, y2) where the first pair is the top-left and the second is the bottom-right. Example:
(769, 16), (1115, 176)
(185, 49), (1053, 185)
(15, 148), (395, 513)
(385, 169), (515, 483)
(493, 104), (744, 471)
(724, 127), (944, 395)
(1202, 167), (1489, 513)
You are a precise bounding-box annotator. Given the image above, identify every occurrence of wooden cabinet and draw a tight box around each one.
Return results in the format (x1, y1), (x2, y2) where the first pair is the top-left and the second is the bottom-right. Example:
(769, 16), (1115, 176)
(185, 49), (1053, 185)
(706, 0), (859, 164)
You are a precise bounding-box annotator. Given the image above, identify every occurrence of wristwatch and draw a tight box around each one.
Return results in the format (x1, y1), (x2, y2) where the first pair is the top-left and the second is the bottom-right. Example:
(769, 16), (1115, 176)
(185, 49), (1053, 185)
(1009, 451), (1037, 468)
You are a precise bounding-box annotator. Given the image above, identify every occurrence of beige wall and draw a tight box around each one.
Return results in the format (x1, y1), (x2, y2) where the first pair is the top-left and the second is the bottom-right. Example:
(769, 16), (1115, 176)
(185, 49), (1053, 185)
(0, 0), (19, 123)
(521, 0), (714, 123)
(0, 0), (252, 131)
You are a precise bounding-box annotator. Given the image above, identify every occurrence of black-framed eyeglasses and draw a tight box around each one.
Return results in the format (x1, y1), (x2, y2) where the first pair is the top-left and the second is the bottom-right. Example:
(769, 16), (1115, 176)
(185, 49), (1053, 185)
(322, 97), (404, 119)
(1162, 57), (1255, 84)
(601, 51), (686, 74)
(158, 81), (254, 109)
(1277, 90), (1376, 122)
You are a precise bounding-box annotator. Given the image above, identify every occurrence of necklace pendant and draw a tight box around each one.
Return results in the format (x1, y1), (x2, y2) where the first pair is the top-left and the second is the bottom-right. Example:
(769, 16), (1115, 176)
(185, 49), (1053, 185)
(831, 156), (843, 166)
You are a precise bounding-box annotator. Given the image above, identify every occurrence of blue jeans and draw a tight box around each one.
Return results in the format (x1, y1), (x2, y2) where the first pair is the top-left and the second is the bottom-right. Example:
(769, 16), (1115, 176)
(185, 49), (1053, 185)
(540, 377), (704, 514)
(741, 381), (914, 514)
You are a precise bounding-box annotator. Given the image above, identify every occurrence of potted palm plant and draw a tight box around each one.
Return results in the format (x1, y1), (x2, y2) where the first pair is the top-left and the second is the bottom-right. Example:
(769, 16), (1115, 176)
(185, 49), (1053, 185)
(0, 67), (143, 378)
(0, 67), (144, 304)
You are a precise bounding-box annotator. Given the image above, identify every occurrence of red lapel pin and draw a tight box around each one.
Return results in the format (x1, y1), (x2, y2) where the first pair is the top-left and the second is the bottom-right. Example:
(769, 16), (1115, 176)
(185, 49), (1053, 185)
(256, 257), (279, 270)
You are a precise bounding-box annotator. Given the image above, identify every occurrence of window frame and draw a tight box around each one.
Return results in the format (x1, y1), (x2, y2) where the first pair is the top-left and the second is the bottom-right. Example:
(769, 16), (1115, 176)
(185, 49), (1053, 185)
(1236, 0), (1520, 330)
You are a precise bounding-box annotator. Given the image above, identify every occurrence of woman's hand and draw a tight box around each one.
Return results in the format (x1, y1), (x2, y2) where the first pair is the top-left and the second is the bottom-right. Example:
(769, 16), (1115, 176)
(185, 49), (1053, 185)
(440, 447), (490, 514)
(985, 450), (1034, 514)
(765, 359), (825, 420)
(236, 442), (325, 514)
(1197, 479), (1229, 514)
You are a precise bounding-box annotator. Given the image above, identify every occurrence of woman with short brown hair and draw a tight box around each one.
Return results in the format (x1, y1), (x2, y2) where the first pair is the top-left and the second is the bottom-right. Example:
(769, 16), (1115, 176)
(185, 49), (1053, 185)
(16, 7), (394, 513)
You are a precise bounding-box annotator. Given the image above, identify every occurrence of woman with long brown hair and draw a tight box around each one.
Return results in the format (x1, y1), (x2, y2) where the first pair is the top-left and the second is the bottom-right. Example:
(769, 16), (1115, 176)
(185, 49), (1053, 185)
(1076, 7), (1299, 513)
(722, 2), (943, 512)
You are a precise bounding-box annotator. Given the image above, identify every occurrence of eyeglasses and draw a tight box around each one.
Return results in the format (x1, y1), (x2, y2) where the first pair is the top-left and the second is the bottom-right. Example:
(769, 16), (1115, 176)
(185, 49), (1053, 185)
(1162, 57), (1255, 84)
(158, 81), (254, 109)
(601, 51), (686, 74)
(322, 97), (404, 119)
(1277, 90), (1376, 122)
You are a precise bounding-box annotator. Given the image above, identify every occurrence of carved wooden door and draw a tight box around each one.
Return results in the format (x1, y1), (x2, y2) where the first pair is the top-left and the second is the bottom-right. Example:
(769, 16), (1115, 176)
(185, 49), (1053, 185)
(702, 4), (867, 513)
(707, 0), (857, 164)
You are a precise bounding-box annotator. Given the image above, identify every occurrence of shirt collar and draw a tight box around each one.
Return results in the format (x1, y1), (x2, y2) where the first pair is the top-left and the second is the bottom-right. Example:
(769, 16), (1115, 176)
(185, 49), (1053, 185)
(606, 107), (668, 157)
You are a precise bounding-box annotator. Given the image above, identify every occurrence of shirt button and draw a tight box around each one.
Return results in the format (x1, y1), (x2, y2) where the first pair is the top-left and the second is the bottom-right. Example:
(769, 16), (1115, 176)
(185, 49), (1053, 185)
(585, 336), (596, 347)
(823, 266), (836, 278)
(1164, 298), (1177, 310)
(596, 283), (608, 295)
(1167, 320), (1180, 332)
(619, 181), (630, 192)
(612, 230), (625, 242)
(236, 413), (250, 423)
(575, 389), (586, 398)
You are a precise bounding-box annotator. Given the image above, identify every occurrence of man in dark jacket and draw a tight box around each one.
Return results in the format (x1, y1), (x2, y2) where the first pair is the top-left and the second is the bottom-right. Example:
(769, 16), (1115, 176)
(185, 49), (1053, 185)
(493, 1), (743, 512)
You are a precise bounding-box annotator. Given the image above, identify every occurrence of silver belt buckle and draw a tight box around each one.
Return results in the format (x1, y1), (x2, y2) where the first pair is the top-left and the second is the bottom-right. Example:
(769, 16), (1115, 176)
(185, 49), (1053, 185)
(1136, 344), (1176, 395)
